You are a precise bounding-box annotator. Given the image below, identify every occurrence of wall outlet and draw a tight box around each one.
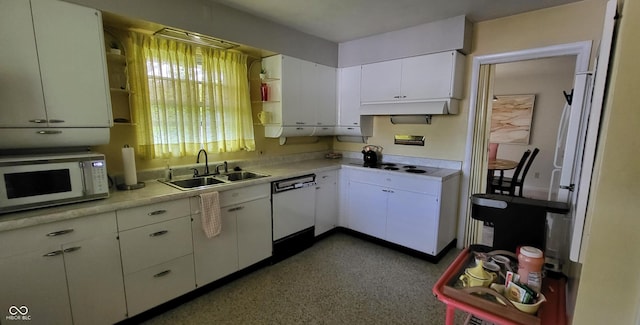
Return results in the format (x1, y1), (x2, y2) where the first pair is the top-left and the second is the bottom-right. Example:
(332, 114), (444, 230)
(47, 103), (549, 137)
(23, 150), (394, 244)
(534, 172), (540, 179)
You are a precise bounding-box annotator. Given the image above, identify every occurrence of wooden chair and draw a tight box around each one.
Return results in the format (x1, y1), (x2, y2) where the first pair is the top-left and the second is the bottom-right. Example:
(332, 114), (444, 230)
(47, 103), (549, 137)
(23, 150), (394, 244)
(491, 149), (531, 196)
(492, 148), (540, 197)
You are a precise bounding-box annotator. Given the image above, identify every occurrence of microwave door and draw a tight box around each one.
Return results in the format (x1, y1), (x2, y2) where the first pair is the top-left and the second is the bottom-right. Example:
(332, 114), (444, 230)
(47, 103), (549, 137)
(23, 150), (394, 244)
(0, 162), (85, 208)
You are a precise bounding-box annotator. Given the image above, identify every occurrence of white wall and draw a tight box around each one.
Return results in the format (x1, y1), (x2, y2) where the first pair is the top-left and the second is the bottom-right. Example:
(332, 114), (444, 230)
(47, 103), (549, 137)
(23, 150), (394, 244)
(492, 56), (577, 198)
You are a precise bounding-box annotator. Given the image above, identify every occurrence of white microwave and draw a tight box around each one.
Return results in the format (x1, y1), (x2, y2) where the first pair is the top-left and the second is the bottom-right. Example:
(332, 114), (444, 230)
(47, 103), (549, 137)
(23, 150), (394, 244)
(0, 152), (109, 214)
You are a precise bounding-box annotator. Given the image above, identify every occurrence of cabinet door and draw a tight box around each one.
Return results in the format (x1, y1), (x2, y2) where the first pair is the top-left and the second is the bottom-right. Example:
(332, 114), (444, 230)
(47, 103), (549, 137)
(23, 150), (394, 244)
(315, 171), (338, 236)
(31, 0), (112, 127)
(64, 234), (127, 325)
(236, 198), (272, 269)
(0, 247), (72, 324)
(347, 180), (387, 238)
(401, 52), (456, 100)
(192, 208), (238, 286)
(314, 64), (337, 126)
(281, 56), (306, 126)
(360, 60), (402, 103)
(0, 0), (47, 127)
(338, 66), (361, 126)
(386, 190), (439, 255)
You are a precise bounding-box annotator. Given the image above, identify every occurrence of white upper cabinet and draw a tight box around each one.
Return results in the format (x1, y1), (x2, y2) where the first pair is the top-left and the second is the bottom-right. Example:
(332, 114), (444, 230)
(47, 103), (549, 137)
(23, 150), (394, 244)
(360, 60), (402, 103)
(338, 66), (362, 126)
(0, 0), (45, 128)
(0, 0), (112, 128)
(360, 51), (465, 104)
(313, 64), (337, 126)
(262, 55), (337, 138)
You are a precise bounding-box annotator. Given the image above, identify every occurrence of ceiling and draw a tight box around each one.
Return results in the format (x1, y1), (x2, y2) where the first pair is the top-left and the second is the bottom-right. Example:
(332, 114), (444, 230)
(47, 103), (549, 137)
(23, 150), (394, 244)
(210, 0), (584, 43)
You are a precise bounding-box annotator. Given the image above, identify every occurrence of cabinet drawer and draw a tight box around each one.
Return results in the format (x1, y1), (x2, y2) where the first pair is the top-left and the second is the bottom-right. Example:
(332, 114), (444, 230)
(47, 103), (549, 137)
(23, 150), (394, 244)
(124, 254), (195, 317)
(315, 170), (338, 184)
(0, 212), (116, 258)
(119, 216), (193, 274)
(117, 198), (190, 231)
(190, 184), (270, 212)
(348, 169), (441, 195)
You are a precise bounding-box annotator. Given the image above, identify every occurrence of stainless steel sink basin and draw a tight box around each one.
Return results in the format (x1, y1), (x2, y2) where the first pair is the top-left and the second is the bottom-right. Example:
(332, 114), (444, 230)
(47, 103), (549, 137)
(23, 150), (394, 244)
(160, 170), (269, 190)
(221, 171), (268, 181)
(161, 176), (227, 190)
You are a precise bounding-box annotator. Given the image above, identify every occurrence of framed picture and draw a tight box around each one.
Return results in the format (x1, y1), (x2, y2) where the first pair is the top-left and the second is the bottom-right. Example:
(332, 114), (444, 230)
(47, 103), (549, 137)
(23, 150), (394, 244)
(489, 94), (536, 144)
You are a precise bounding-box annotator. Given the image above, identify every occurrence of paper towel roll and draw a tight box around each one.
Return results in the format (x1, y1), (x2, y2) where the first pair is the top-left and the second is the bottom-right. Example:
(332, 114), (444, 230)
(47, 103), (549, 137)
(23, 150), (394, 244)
(122, 146), (138, 186)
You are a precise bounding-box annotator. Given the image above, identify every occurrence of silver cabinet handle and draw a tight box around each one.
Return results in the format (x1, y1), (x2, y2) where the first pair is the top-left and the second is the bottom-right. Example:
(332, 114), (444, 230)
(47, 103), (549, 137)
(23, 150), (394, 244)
(228, 206), (244, 212)
(37, 130), (62, 134)
(295, 122), (305, 125)
(149, 230), (168, 237)
(43, 250), (64, 257)
(29, 119), (47, 123)
(63, 246), (81, 253)
(153, 270), (171, 278)
(347, 127), (355, 130)
(382, 189), (395, 193)
(46, 229), (74, 237)
(296, 127), (304, 130)
(148, 210), (167, 216)
(315, 186), (321, 190)
(393, 95), (401, 98)
(48, 119), (65, 123)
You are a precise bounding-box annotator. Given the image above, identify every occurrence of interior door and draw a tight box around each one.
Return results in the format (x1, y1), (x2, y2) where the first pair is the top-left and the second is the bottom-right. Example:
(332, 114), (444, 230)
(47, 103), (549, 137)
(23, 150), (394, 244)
(568, 0), (617, 262)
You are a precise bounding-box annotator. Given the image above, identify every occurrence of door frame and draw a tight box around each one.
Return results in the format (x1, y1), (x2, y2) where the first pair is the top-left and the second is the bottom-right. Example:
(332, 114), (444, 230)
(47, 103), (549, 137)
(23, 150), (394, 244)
(458, 41), (593, 247)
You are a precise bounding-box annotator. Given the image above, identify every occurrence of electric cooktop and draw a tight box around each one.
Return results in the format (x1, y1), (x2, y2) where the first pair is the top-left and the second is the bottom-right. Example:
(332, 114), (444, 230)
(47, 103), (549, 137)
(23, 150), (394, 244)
(358, 162), (438, 174)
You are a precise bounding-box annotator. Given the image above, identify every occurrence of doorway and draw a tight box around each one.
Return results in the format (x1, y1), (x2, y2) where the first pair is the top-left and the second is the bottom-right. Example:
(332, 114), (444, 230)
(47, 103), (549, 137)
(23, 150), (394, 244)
(458, 41), (592, 247)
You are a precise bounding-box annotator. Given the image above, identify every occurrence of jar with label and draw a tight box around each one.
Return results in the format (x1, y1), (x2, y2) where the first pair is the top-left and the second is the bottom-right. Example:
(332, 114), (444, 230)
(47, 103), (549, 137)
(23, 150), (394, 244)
(517, 246), (544, 292)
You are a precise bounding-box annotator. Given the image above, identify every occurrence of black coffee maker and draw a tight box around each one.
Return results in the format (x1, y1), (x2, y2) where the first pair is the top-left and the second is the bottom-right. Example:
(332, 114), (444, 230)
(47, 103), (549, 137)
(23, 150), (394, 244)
(362, 145), (380, 166)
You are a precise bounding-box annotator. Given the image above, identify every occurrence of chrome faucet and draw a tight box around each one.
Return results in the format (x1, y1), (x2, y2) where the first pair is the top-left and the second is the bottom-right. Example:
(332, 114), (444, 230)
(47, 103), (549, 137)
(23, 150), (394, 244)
(214, 161), (228, 175)
(196, 149), (209, 175)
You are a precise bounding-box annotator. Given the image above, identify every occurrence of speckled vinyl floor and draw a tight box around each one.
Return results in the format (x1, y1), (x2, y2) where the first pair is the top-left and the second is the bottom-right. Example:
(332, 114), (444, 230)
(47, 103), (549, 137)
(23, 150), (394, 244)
(141, 232), (469, 325)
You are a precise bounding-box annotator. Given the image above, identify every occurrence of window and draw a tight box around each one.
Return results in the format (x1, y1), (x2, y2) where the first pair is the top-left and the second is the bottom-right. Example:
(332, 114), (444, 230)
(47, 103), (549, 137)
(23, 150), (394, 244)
(127, 32), (255, 159)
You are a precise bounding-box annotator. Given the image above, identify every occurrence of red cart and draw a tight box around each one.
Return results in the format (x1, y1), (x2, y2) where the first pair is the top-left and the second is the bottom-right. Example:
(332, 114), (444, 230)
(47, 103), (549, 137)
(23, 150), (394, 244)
(432, 247), (567, 325)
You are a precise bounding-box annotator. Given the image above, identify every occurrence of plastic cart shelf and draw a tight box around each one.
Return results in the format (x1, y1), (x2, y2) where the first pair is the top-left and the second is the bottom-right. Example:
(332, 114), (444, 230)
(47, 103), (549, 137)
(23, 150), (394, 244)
(432, 246), (566, 325)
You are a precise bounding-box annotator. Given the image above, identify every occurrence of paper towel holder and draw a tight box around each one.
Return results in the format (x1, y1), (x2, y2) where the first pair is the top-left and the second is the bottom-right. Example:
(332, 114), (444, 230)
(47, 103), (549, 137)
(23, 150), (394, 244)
(118, 144), (146, 190)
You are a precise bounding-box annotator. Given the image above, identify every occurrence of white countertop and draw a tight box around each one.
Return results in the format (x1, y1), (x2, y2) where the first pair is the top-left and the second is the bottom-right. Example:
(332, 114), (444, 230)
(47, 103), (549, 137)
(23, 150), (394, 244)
(0, 158), (459, 232)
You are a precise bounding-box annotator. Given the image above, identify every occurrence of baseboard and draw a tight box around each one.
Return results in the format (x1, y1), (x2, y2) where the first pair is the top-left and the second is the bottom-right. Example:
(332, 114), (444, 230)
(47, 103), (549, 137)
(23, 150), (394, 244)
(333, 227), (456, 264)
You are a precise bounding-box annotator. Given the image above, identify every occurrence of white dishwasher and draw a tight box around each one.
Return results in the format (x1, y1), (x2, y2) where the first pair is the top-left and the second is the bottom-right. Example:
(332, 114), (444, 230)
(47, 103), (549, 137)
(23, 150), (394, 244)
(271, 174), (316, 262)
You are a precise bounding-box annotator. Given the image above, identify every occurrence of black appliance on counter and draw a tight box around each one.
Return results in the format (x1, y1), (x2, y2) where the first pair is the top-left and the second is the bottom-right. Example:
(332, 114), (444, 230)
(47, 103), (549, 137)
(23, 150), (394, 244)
(470, 194), (570, 252)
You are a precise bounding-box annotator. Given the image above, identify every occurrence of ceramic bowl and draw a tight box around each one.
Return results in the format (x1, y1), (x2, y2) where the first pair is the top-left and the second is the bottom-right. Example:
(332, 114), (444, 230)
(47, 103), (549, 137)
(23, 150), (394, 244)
(507, 292), (547, 314)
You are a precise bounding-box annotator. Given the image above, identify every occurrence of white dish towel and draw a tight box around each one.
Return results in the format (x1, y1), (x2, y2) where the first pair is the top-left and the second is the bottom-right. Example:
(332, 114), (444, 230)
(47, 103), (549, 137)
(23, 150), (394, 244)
(199, 191), (221, 238)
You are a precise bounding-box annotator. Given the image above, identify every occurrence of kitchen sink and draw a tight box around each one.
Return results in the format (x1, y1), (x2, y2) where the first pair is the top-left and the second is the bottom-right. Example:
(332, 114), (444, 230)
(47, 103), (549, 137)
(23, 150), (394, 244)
(161, 176), (227, 190)
(160, 170), (269, 190)
(220, 171), (268, 181)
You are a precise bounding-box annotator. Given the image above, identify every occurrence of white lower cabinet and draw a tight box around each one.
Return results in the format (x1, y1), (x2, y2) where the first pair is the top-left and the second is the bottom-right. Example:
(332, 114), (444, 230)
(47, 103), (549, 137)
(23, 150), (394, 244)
(236, 197), (272, 269)
(0, 212), (126, 325)
(191, 183), (271, 287)
(315, 170), (339, 236)
(123, 254), (195, 316)
(385, 189), (439, 255)
(116, 199), (195, 317)
(346, 168), (459, 256)
(347, 180), (387, 238)
(192, 203), (239, 286)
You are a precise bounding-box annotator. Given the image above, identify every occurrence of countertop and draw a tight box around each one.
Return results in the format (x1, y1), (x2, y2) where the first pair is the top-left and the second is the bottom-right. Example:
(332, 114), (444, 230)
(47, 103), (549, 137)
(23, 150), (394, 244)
(0, 158), (460, 232)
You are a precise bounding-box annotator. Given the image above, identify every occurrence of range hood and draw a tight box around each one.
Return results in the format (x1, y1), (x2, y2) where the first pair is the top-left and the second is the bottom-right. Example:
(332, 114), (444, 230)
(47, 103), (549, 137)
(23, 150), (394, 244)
(359, 99), (459, 115)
